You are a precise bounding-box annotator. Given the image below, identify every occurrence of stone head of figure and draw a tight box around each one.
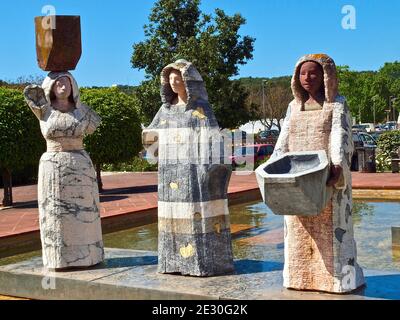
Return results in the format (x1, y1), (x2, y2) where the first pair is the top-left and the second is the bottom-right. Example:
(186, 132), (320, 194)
(299, 61), (324, 98)
(50, 76), (75, 104)
(168, 69), (187, 101)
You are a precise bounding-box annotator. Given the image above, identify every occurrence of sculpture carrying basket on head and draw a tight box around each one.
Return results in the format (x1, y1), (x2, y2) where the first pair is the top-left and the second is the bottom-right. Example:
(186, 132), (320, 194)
(22, 15), (104, 270)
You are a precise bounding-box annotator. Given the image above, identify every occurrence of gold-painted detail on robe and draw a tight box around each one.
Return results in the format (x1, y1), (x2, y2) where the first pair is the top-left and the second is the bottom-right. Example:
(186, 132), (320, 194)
(180, 244), (195, 258)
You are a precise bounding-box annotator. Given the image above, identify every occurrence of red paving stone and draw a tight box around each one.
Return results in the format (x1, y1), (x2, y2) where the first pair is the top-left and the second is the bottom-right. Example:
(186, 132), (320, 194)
(352, 172), (400, 189)
(0, 171), (399, 240)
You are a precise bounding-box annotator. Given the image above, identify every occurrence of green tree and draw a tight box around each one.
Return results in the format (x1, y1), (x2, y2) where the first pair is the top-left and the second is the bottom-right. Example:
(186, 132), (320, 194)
(80, 88), (143, 192)
(134, 79), (161, 126)
(0, 87), (45, 206)
(338, 63), (400, 124)
(337, 66), (375, 123)
(380, 61), (400, 79)
(379, 62), (400, 120)
(131, 0), (255, 129)
(238, 76), (292, 132)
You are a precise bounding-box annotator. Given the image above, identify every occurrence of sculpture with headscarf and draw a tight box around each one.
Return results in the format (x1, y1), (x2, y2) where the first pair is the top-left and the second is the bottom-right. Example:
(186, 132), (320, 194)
(270, 54), (365, 293)
(143, 59), (234, 276)
(24, 72), (104, 270)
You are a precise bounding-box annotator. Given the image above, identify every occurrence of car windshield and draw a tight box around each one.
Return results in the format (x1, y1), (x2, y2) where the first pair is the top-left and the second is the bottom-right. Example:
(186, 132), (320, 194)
(359, 134), (376, 145)
(364, 135), (376, 144)
(260, 130), (278, 137)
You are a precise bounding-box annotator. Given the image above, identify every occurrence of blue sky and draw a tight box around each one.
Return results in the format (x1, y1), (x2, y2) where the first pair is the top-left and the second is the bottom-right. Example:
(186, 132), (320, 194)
(1, 0), (399, 87)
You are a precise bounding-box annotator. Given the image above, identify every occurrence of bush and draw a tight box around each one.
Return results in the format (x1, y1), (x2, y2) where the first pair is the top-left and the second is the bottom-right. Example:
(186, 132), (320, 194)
(376, 130), (400, 172)
(0, 87), (45, 205)
(102, 157), (158, 172)
(80, 87), (143, 190)
(375, 153), (392, 172)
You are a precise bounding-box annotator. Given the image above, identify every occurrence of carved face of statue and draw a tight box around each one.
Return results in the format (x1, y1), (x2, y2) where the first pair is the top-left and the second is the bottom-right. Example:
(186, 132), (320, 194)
(53, 76), (72, 100)
(169, 69), (186, 96)
(299, 61), (324, 96)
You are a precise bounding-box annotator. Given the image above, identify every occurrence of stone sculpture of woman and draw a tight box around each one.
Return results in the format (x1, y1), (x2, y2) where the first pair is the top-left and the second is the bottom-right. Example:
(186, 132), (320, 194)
(24, 72), (104, 270)
(143, 59), (234, 276)
(270, 54), (365, 293)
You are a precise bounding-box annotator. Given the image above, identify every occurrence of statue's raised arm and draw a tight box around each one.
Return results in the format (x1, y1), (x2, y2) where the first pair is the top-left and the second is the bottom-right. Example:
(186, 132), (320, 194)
(23, 85), (49, 120)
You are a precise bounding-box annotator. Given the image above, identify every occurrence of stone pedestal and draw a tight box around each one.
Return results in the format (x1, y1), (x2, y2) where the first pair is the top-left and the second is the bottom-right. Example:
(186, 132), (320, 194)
(0, 248), (398, 300)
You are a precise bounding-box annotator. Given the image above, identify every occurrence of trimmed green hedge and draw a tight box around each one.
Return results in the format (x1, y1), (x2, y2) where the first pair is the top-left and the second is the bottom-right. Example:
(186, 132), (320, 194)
(0, 87), (45, 201)
(81, 87), (143, 166)
(102, 156), (158, 172)
(376, 130), (400, 172)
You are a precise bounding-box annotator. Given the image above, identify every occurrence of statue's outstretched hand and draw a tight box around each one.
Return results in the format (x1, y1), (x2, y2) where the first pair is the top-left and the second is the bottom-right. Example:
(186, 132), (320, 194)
(23, 85), (48, 109)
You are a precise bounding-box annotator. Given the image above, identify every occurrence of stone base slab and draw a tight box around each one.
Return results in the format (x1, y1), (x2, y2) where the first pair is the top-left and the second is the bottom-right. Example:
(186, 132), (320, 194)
(0, 248), (399, 300)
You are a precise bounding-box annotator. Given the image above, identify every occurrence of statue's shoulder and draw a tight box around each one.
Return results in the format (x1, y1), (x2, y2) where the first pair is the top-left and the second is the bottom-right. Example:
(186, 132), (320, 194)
(152, 103), (169, 118)
(288, 99), (297, 108)
(78, 103), (89, 111)
(287, 99), (300, 113)
(333, 95), (351, 113)
(193, 99), (218, 122)
(160, 103), (170, 112)
(191, 98), (207, 108)
(78, 103), (94, 116)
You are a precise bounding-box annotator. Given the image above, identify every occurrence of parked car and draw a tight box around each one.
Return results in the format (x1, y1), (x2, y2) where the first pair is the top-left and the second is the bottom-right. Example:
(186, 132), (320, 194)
(230, 144), (274, 167)
(257, 129), (279, 145)
(385, 121), (398, 130)
(352, 124), (367, 132)
(370, 131), (384, 142)
(352, 131), (377, 148)
(351, 131), (377, 171)
(374, 124), (387, 132)
(258, 129), (279, 139)
(359, 123), (375, 133)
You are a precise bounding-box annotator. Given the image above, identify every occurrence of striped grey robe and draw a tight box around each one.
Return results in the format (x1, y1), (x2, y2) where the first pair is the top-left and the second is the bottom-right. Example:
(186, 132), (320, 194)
(144, 59), (234, 276)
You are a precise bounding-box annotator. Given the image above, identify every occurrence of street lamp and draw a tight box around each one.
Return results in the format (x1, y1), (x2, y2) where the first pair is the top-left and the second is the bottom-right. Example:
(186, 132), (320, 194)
(371, 95), (379, 125)
(385, 109), (391, 123)
(390, 96), (397, 122)
(261, 80), (268, 130)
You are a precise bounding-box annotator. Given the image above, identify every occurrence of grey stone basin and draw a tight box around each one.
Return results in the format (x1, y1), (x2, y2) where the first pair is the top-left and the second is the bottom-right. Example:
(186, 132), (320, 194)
(255, 150), (332, 216)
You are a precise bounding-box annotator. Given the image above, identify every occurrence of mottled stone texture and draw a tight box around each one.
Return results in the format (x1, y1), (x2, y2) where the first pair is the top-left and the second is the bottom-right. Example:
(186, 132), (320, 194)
(266, 54), (365, 293)
(256, 151), (332, 216)
(24, 72), (104, 269)
(144, 60), (234, 276)
(3, 249), (398, 300)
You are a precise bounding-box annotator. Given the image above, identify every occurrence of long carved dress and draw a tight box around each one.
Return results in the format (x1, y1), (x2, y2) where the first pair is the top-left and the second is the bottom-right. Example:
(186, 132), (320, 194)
(25, 72), (104, 269)
(144, 60), (234, 276)
(270, 54), (365, 293)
